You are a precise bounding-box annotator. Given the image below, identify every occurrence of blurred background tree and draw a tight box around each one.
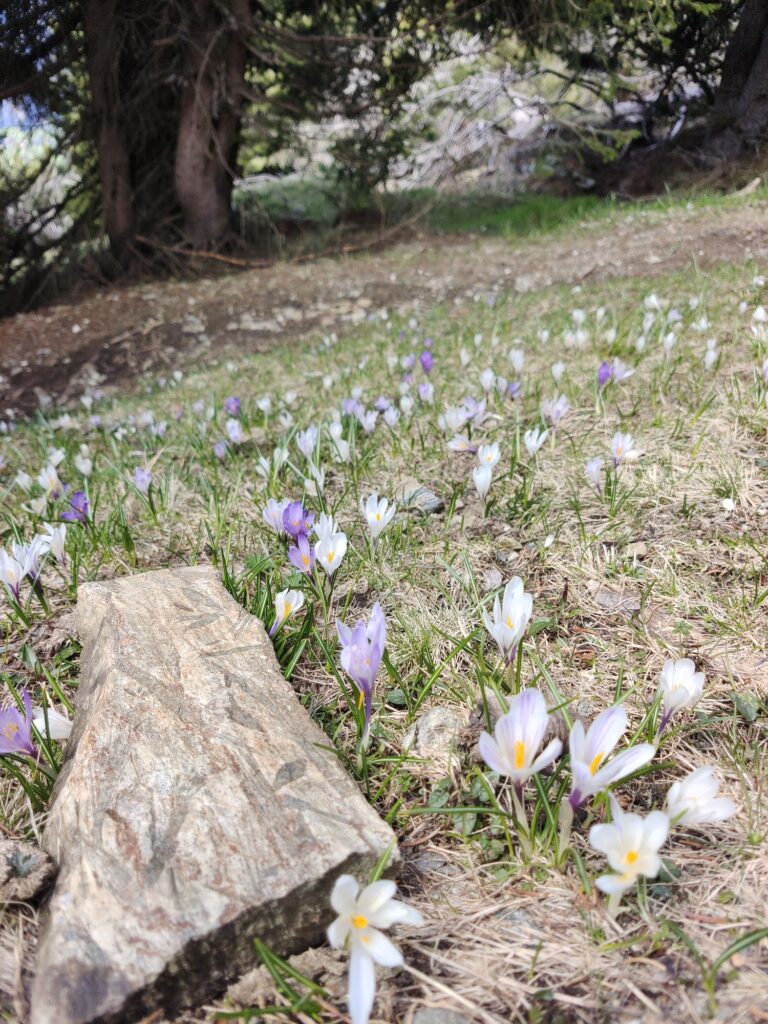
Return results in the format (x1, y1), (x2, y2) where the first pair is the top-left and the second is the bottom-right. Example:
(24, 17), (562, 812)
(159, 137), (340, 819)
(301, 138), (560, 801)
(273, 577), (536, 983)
(1, 0), (765, 312)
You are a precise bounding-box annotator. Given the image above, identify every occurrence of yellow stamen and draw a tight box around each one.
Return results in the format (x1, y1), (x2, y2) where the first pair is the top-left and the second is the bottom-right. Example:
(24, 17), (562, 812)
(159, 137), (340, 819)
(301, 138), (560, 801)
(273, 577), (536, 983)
(589, 752), (604, 775)
(352, 914), (368, 929)
(2, 723), (18, 740)
(357, 690), (364, 710)
(375, 512), (381, 521)
(514, 741), (525, 769)
(302, 555), (309, 566)
(327, 550), (334, 563)
(506, 616), (515, 629)
(626, 850), (638, 865)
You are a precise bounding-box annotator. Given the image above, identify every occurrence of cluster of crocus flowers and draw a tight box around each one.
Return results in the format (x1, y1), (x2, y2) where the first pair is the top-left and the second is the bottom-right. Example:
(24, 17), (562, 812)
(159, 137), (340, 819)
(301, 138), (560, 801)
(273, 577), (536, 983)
(336, 603), (385, 747)
(327, 874), (422, 1024)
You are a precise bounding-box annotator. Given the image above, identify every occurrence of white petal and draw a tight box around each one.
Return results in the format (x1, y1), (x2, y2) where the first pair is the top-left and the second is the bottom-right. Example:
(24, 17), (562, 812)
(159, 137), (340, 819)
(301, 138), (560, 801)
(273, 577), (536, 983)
(348, 947), (376, 1024)
(361, 927), (404, 968)
(327, 915), (350, 948)
(529, 737), (562, 773)
(595, 872), (635, 894)
(369, 901), (424, 928)
(357, 879), (397, 915)
(593, 744), (656, 789)
(478, 732), (508, 775)
(642, 810), (669, 852)
(331, 874), (359, 915)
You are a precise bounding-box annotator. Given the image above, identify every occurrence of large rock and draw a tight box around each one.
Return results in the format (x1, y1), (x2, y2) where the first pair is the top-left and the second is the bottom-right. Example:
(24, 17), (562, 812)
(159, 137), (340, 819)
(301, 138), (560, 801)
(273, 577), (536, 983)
(30, 566), (397, 1024)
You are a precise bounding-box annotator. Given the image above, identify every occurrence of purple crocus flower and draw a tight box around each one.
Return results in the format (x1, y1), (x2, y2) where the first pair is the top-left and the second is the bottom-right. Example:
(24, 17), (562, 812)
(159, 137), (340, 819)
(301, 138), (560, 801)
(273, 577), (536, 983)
(0, 688), (38, 758)
(597, 361), (613, 388)
(423, 337), (433, 349)
(420, 351), (433, 374)
(342, 398), (362, 417)
(282, 501), (315, 541)
(336, 603), (386, 747)
(288, 533), (316, 575)
(61, 491), (89, 523)
(213, 440), (228, 460)
(224, 395), (241, 417)
(374, 395), (391, 412)
(402, 353), (415, 371)
(507, 380), (522, 400)
(133, 467), (152, 494)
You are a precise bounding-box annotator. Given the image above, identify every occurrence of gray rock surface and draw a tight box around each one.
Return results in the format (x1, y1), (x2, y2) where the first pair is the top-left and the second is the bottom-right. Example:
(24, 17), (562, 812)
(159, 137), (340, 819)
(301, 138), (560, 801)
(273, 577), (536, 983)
(30, 565), (397, 1024)
(394, 476), (444, 514)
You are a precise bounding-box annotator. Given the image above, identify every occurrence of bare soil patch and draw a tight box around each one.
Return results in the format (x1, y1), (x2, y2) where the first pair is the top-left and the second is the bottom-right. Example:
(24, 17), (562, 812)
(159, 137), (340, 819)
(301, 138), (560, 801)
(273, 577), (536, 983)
(1, 200), (767, 417)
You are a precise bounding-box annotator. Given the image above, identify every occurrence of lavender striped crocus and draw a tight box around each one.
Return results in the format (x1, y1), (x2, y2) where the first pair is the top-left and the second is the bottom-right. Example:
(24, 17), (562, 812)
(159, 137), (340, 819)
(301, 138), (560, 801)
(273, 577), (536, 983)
(224, 395), (241, 417)
(289, 533), (316, 575)
(336, 603), (386, 747)
(0, 688), (37, 759)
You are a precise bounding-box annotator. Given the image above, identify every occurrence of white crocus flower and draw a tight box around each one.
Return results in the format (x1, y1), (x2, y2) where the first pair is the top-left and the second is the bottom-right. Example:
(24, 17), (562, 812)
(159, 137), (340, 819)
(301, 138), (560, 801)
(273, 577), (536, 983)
(585, 456), (603, 493)
(38, 523), (67, 565)
(313, 512), (338, 544)
(482, 576), (533, 663)
(610, 432), (638, 466)
(523, 428), (548, 456)
(658, 658), (704, 731)
(568, 705), (656, 809)
(0, 550), (26, 599)
(479, 687), (562, 783)
(262, 498), (289, 535)
(327, 875), (423, 1024)
(316, 532), (347, 576)
(540, 394), (569, 425)
(362, 495), (396, 540)
(37, 464), (62, 497)
(47, 447), (66, 467)
(447, 435), (476, 453)
(551, 361), (565, 382)
(508, 347), (524, 373)
(665, 766), (736, 827)
(442, 405), (470, 433)
(328, 421), (350, 462)
(589, 795), (668, 897)
(74, 445), (92, 477)
(296, 426), (319, 460)
(477, 443), (500, 469)
(269, 589), (304, 637)
(32, 705), (73, 741)
(472, 464), (492, 503)
(15, 471), (32, 493)
(383, 407), (399, 429)
(479, 368), (496, 393)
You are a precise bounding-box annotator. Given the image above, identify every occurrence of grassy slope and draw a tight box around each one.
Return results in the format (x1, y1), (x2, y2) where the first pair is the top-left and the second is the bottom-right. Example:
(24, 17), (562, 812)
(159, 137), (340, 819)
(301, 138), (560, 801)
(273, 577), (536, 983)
(0, 192), (766, 1023)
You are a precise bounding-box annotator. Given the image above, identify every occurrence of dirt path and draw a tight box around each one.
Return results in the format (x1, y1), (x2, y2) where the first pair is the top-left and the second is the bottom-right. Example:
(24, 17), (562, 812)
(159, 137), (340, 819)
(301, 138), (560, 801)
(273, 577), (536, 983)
(2, 199), (766, 415)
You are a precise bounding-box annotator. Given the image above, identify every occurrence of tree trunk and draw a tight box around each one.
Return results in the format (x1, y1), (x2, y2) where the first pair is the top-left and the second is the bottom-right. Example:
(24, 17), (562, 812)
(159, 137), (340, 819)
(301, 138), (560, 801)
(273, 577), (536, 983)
(706, 0), (768, 158)
(82, 0), (134, 260)
(174, 0), (249, 248)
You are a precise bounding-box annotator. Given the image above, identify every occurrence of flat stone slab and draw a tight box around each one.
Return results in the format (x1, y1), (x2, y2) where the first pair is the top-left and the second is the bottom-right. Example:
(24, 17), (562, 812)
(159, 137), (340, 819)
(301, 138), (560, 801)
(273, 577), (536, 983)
(30, 566), (397, 1024)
